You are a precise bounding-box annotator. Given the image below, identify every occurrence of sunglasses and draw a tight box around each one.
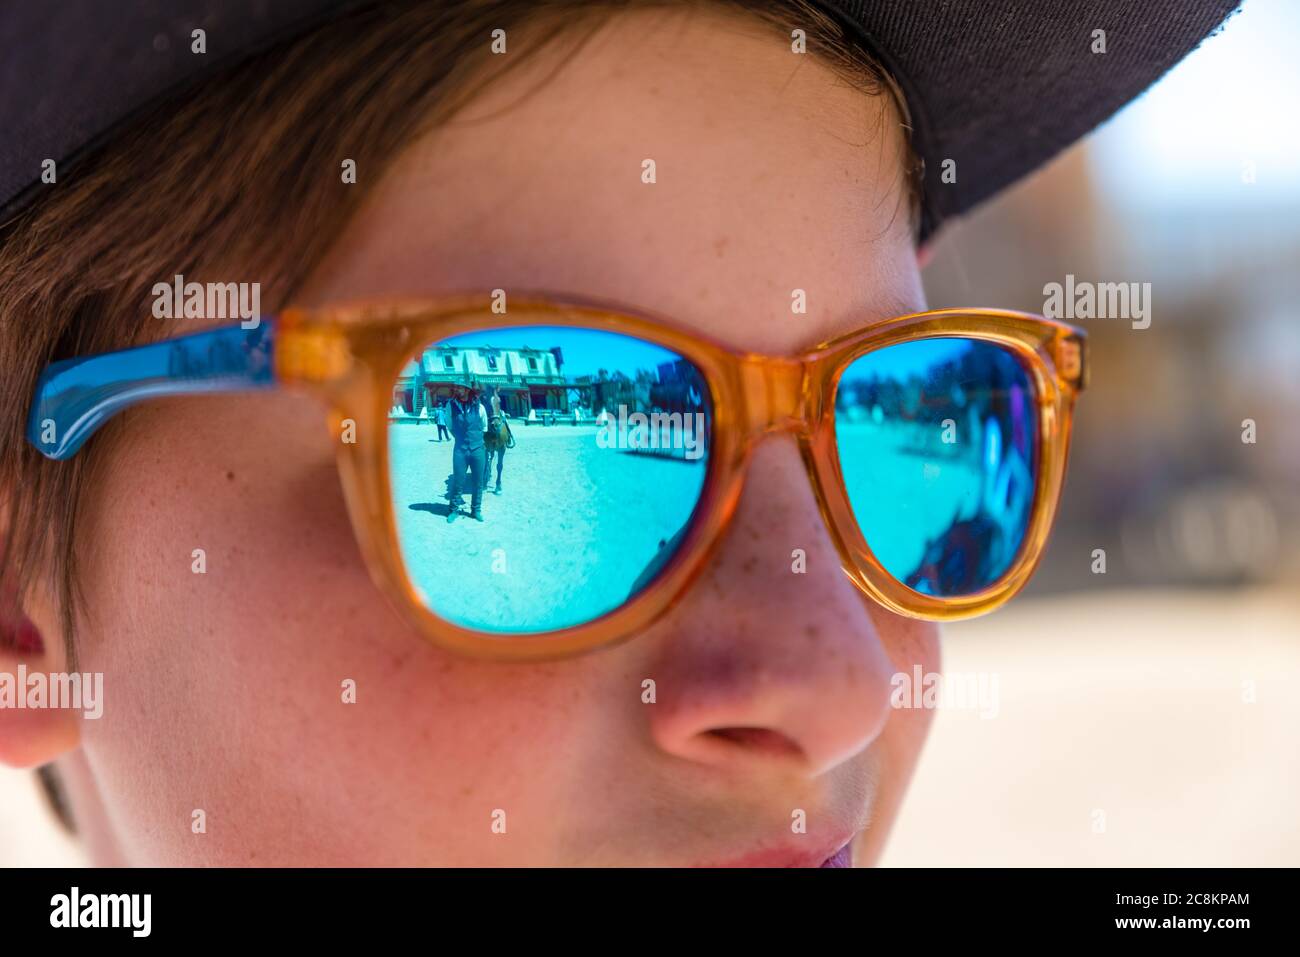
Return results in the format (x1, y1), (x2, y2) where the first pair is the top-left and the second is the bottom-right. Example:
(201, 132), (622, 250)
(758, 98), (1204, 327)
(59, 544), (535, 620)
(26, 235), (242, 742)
(27, 296), (1086, 659)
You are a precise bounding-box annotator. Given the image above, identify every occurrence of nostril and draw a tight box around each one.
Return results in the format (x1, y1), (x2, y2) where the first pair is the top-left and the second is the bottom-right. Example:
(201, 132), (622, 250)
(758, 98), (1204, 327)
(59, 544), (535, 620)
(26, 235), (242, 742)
(704, 726), (805, 760)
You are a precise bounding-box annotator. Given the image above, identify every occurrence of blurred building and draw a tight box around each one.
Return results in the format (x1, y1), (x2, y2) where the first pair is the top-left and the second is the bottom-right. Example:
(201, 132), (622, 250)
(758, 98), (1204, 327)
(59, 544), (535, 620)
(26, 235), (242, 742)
(921, 0), (1300, 594)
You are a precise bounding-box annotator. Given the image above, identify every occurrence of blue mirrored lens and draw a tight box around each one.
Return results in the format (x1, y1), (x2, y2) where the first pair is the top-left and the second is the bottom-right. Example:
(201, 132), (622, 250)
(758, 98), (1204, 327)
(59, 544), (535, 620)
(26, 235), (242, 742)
(389, 326), (711, 633)
(835, 338), (1038, 597)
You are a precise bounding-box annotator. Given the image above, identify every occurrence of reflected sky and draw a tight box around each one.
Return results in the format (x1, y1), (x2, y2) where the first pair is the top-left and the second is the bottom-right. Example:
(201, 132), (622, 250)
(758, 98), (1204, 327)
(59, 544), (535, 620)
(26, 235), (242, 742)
(438, 326), (680, 378)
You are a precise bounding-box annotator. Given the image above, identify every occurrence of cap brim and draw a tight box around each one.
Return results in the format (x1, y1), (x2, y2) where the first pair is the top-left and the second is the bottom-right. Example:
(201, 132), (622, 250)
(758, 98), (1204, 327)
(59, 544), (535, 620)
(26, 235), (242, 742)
(0, 0), (1241, 240)
(814, 0), (1241, 239)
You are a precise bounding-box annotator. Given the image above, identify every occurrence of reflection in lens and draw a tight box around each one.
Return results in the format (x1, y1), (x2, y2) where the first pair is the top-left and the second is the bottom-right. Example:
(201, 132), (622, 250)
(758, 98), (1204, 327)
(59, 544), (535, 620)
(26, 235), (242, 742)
(835, 338), (1037, 597)
(388, 325), (711, 633)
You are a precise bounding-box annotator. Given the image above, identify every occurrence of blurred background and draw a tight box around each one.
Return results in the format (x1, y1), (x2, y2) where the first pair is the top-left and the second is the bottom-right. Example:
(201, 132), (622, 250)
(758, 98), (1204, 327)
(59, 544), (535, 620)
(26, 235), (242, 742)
(2, 0), (1296, 867)
(885, 0), (1300, 865)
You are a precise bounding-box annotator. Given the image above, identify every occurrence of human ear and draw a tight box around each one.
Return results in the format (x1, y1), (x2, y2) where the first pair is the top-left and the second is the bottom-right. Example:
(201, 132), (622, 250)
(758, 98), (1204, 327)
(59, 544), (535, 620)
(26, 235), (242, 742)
(0, 584), (81, 768)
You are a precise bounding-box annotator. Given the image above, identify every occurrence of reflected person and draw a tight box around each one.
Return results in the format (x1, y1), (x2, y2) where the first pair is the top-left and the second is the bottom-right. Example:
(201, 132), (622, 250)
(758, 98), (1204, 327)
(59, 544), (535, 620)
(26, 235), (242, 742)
(446, 381), (487, 523)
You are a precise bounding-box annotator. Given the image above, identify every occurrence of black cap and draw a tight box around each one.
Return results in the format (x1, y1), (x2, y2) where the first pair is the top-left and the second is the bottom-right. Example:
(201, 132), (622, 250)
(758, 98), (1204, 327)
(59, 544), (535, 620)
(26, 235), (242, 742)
(0, 0), (1240, 240)
(814, 0), (1240, 237)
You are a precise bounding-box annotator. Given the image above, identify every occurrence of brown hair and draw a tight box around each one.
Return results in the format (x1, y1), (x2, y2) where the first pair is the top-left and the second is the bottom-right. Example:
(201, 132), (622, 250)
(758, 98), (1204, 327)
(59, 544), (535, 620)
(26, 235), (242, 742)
(0, 0), (918, 675)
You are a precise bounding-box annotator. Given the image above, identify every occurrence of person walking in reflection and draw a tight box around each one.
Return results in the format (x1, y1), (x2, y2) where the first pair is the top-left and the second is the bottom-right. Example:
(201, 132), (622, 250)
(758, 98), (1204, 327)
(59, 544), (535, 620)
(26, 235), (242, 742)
(446, 381), (487, 523)
(434, 402), (450, 442)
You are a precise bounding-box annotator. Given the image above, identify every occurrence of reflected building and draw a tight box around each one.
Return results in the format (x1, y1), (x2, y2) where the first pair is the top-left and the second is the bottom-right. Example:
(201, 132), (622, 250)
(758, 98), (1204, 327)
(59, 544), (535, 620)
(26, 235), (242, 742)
(393, 344), (567, 417)
(393, 343), (710, 421)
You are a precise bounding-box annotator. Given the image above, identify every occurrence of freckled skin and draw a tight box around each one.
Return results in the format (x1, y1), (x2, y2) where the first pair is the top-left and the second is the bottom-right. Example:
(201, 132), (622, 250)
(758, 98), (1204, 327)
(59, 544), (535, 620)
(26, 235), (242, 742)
(37, 8), (938, 866)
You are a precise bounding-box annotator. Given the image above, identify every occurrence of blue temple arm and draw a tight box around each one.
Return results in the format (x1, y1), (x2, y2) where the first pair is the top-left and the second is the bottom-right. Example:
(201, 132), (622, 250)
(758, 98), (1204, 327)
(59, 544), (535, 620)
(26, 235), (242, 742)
(26, 322), (276, 461)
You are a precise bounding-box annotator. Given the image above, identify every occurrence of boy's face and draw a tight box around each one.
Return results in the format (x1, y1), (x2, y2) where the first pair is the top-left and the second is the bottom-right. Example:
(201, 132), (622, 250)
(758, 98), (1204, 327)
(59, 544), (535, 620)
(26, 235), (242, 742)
(42, 8), (937, 865)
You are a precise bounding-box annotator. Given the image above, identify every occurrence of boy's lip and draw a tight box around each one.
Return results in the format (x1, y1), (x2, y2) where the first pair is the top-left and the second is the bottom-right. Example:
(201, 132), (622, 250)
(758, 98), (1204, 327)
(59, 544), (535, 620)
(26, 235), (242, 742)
(819, 843), (853, 868)
(695, 836), (855, 868)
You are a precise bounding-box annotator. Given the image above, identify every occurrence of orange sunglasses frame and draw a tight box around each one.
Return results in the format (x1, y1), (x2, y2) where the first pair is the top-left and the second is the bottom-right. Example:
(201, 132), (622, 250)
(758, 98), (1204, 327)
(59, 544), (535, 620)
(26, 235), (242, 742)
(275, 295), (1087, 660)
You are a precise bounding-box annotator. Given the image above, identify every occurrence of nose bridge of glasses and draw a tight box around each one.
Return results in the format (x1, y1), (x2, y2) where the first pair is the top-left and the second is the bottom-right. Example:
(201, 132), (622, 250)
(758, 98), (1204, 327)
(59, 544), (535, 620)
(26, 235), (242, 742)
(738, 355), (808, 437)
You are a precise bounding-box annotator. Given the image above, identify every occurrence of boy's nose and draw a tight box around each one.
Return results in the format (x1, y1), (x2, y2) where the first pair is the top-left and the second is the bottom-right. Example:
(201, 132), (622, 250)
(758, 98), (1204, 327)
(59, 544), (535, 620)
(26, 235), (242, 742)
(641, 436), (901, 778)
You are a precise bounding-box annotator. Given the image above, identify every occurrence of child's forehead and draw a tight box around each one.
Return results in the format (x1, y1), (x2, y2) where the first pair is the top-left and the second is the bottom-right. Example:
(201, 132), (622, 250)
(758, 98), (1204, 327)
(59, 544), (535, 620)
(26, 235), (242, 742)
(296, 12), (919, 351)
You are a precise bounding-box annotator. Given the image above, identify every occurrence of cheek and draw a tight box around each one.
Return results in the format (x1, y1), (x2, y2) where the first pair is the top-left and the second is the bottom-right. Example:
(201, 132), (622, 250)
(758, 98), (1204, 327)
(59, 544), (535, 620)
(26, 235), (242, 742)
(875, 609), (943, 679)
(876, 613), (943, 750)
(71, 397), (371, 858)
(72, 396), (606, 863)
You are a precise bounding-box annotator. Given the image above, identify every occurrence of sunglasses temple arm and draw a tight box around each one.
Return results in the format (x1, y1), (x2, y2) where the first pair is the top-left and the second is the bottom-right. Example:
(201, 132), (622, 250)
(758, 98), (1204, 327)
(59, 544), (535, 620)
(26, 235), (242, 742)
(26, 320), (278, 461)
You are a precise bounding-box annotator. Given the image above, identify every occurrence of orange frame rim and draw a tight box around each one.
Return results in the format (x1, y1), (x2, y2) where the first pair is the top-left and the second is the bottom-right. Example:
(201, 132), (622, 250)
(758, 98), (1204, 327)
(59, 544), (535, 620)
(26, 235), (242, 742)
(275, 293), (1086, 660)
